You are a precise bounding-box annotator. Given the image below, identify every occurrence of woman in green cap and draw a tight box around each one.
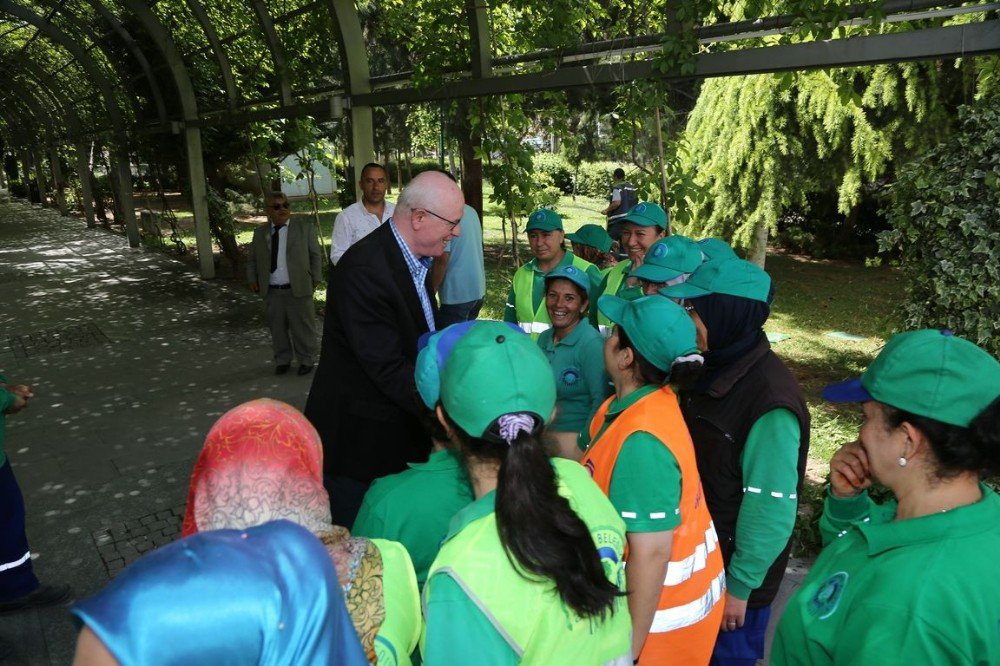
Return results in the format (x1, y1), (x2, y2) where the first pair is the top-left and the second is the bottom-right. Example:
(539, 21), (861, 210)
(582, 295), (725, 665)
(421, 321), (631, 665)
(772, 329), (1000, 665)
(590, 202), (669, 336)
(537, 265), (611, 460)
(503, 208), (601, 339)
(566, 223), (618, 274)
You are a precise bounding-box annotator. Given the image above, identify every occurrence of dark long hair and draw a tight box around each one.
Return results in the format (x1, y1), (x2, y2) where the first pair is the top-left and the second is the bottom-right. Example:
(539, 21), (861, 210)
(444, 413), (620, 619)
(616, 326), (704, 390)
(884, 396), (1000, 480)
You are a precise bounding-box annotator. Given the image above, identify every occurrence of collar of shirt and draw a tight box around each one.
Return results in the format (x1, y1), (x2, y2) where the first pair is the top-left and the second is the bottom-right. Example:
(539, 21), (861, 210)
(270, 219), (289, 231)
(859, 483), (1000, 556)
(529, 250), (575, 275)
(389, 219), (431, 276)
(444, 490), (497, 541)
(539, 319), (591, 351)
(406, 448), (462, 472)
(605, 384), (659, 420)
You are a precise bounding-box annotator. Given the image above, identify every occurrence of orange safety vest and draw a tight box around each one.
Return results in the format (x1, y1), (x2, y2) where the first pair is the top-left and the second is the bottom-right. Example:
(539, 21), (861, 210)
(581, 386), (725, 666)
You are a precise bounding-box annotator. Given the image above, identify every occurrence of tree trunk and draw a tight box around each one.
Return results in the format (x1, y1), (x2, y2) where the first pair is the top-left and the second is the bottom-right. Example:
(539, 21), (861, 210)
(456, 99), (484, 222)
(749, 221), (769, 268)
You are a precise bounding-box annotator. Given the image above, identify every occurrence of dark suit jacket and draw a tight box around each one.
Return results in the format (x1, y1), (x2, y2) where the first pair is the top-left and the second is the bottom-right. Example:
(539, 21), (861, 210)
(304, 222), (434, 483)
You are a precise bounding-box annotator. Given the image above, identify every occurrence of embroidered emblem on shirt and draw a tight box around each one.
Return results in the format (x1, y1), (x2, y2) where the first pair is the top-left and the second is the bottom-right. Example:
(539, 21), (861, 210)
(808, 571), (849, 620)
(560, 368), (581, 385)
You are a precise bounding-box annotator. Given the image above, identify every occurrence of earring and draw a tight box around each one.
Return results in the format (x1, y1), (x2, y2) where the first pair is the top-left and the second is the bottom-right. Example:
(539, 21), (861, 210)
(898, 457), (907, 467)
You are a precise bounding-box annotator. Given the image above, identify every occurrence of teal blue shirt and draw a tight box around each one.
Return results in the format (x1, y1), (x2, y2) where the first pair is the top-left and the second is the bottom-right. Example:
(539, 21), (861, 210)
(537, 320), (610, 434)
(440, 205), (486, 304)
(353, 449), (473, 586)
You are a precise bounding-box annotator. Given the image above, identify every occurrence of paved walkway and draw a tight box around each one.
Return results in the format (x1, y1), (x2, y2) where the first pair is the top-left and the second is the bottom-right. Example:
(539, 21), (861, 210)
(0, 199), (317, 664)
(0, 197), (810, 664)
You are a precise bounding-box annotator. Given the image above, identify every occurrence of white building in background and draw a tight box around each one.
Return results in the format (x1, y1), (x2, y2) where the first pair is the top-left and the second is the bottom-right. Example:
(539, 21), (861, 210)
(279, 148), (337, 199)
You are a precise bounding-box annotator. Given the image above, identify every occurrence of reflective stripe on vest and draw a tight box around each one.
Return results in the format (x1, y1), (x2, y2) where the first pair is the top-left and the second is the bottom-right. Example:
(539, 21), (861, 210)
(513, 253), (597, 340)
(649, 569), (726, 634)
(581, 387), (725, 648)
(596, 262), (630, 329)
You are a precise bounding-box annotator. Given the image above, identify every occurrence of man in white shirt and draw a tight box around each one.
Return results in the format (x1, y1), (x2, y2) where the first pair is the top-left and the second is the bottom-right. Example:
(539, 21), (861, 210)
(330, 163), (394, 264)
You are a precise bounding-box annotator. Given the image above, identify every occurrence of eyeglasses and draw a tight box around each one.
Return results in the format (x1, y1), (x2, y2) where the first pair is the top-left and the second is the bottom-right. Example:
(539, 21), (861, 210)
(415, 207), (461, 229)
(271, 202), (290, 210)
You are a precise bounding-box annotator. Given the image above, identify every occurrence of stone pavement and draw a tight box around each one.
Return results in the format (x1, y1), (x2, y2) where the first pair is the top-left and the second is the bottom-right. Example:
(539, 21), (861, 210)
(0, 197), (810, 664)
(0, 199), (318, 664)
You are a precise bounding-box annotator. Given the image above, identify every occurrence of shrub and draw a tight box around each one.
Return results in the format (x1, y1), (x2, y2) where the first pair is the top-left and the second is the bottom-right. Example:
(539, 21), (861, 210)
(879, 94), (1000, 354)
(532, 153), (574, 193)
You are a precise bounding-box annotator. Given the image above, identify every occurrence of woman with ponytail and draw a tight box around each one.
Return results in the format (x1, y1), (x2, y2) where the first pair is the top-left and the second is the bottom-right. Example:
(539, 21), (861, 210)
(421, 321), (631, 666)
(583, 295), (725, 665)
(773, 330), (1000, 665)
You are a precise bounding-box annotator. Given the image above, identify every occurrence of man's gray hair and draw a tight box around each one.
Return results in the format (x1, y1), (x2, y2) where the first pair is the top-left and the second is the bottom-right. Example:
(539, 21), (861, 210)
(266, 191), (288, 202)
(396, 172), (443, 214)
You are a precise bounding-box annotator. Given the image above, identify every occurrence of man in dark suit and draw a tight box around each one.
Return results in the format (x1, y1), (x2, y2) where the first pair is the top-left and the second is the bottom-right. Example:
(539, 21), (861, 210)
(304, 171), (464, 525)
(248, 192), (322, 376)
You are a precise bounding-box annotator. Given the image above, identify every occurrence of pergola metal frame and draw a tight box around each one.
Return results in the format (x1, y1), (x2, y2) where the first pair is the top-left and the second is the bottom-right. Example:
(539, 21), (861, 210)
(0, 0), (997, 280)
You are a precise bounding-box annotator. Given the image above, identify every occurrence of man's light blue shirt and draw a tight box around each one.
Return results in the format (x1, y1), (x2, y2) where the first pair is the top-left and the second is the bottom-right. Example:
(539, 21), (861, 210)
(440, 205), (486, 305)
(389, 220), (436, 332)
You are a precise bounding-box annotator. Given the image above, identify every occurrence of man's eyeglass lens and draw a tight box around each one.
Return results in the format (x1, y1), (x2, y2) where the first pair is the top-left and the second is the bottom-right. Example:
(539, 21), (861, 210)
(420, 208), (460, 228)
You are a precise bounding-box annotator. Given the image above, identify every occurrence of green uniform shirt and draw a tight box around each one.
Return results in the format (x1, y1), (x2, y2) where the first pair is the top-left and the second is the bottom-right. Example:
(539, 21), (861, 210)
(586, 384), (682, 533)
(727, 408), (802, 600)
(353, 450), (473, 585)
(0, 373), (12, 468)
(772, 485), (1000, 665)
(588, 260), (643, 328)
(537, 320), (610, 435)
(503, 251), (602, 324)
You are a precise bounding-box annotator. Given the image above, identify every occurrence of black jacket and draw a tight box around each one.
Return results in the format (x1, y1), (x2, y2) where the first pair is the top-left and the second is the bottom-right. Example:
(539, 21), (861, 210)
(680, 339), (810, 608)
(304, 223), (434, 483)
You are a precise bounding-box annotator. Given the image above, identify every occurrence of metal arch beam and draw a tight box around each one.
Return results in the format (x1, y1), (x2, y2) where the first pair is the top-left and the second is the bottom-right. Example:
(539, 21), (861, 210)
(74, 0), (170, 124)
(0, 0), (140, 246)
(0, 94), (53, 205)
(16, 59), (87, 138)
(121, 0), (215, 279)
(183, 0), (240, 107)
(327, 0), (374, 199)
(466, 0), (492, 79)
(247, 0), (293, 105)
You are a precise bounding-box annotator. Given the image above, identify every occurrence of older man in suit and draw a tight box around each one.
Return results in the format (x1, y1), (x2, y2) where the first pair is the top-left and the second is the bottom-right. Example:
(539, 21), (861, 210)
(247, 192), (322, 376)
(304, 171), (464, 526)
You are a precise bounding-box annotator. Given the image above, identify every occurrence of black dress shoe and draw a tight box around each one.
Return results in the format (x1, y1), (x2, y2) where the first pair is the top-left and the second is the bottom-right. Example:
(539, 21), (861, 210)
(275, 364), (291, 375)
(297, 364), (314, 376)
(0, 584), (73, 614)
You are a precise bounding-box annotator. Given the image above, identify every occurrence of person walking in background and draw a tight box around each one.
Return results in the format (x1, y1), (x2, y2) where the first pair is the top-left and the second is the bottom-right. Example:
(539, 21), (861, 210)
(0, 376), (72, 625)
(247, 191), (322, 376)
(504, 208), (600, 339)
(662, 256), (809, 666)
(772, 330), (1000, 665)
(330, 163), (394, 265)
(601, 168), (636, 243)
(431, 204), (485, 328)
(304, 171), (464, 527)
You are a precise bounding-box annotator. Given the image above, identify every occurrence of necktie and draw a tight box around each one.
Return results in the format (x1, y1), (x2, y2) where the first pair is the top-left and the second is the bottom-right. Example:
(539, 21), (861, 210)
(270, 225), (283, 274)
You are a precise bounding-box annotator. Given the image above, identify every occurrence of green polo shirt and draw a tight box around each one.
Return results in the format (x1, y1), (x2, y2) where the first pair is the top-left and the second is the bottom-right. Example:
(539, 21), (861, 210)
(353, 449), (473, 585)
(503, 251), (602, 324)
(422, 491), (518, 666)
(537, 320), (610, 435)
(585, 385), (682, 533)
(0, 373), (12, 468)
(772, 485), (1000, 665)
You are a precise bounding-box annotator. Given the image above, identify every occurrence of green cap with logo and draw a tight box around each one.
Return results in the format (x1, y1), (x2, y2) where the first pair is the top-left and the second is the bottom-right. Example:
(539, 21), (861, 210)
(697, 238), (738, 262)
(660, 258), (771, 303)
(620, 202), (669, 230)
(440, 321), (556, 437)
(526, 208), (564, 232)
(597, 295), (699, 372)
(630, 235), (703, 283)
(566, 223), (613, 253)
(544, 264), (592, 294)
(823, 329), (1000, 428)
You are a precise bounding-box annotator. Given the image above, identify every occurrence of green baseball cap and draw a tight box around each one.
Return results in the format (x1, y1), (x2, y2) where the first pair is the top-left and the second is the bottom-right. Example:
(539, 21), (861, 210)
(620, 202), (669, 229)
(526, 208), (564, 232)
(660, 258), (771, 302)
(597, 295), (699, 372)
(440, 321), (556, 437)
(697, 238), (738, 261)
(544, 264), (592, 294)
(566, 224), (613, 253)
(823, 329), (1000, 427)
(630, 235), (703, 283)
